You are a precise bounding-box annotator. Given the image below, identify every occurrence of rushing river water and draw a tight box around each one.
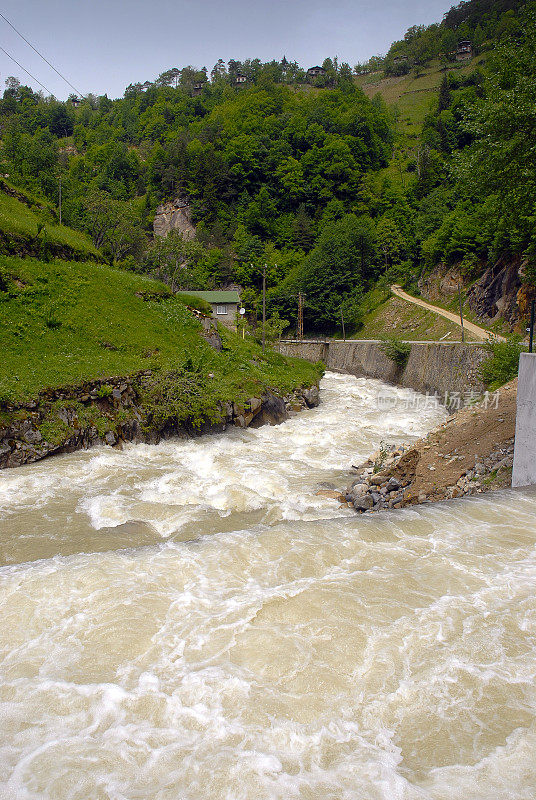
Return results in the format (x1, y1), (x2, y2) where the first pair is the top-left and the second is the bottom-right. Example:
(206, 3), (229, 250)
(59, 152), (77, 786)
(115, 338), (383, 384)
(1, 372), (536, 799)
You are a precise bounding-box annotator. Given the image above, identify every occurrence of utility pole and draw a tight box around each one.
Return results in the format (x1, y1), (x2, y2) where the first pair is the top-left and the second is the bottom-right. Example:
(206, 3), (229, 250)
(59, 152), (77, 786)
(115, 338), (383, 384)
(58, 172), (62, 226)
(262, 263), (266, 353)
(458, 282), (465, 343)
(530, 297), (535, 353)
(341, 305), (346, 341)
(297, 292), (304, 340)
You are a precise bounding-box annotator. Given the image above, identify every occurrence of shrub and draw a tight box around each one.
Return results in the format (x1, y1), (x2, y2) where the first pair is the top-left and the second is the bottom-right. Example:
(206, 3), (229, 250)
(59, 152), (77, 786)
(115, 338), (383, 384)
(479, 336), (524, 390)
(175, 293), (213, 316)
(380, 336), (411, 369)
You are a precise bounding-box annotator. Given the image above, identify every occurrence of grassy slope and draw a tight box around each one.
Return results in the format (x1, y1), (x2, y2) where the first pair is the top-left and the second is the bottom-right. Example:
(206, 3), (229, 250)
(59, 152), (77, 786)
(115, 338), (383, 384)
(0, 255), (321, 403)
(355, 294), (479, 341)
(0, 187), (98, 259)
(356, 56), (486, 184)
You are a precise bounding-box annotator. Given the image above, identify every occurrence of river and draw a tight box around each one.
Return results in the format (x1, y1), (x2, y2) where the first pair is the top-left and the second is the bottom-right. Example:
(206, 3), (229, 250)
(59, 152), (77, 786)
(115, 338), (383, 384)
(0, 372), (535, 799)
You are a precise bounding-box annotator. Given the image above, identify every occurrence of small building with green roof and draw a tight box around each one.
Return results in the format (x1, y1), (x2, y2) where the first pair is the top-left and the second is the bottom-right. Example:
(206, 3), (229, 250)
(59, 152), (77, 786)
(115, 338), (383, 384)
(185, 290), (240, 329)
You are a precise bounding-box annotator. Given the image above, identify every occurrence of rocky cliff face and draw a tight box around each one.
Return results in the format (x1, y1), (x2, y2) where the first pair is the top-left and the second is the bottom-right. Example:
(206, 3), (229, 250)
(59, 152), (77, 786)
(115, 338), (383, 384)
(466, 259), (523, 327)
(418, 259), (527, 330)
(153, 198), (196, 240)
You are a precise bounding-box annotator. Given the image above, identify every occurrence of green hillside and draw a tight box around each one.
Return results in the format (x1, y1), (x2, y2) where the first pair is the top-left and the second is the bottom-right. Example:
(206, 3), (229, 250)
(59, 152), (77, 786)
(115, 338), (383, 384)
(0, 255), (321, 404)
(356, 55), (486, 181)
(0, 183), (98, 260)
(0, 0), (533, 345)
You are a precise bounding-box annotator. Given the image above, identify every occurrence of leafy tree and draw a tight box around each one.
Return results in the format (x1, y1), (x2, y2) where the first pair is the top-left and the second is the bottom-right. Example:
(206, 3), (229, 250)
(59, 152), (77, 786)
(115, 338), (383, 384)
(145, 231), (206, 290)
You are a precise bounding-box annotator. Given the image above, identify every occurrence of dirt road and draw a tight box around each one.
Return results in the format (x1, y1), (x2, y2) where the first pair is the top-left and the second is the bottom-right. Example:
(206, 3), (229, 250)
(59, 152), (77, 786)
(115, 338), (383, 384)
(391, 284), (506, 342)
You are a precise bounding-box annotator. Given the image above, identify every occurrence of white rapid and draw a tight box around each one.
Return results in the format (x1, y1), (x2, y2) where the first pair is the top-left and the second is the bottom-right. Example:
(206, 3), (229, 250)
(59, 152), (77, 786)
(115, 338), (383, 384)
(0, 372), (535, 800)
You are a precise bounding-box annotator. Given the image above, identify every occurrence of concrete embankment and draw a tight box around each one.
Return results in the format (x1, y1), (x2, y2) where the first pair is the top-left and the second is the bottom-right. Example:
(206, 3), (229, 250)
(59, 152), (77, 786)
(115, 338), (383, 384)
(279, 339), (488, 400)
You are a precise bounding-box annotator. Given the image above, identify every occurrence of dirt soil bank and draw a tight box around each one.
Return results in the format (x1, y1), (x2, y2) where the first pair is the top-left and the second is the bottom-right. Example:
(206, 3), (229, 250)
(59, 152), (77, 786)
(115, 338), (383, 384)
(335, 380), (517, 513)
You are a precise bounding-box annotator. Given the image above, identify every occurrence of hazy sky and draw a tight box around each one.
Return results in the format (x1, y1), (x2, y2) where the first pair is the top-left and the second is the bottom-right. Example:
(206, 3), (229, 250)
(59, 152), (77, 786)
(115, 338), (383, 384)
(1, 0), (453, 100)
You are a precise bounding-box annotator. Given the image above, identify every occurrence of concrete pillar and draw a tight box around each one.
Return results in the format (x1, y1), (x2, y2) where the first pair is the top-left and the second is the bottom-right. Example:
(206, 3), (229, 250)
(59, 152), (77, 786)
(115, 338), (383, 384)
(512, 353), (536, 488)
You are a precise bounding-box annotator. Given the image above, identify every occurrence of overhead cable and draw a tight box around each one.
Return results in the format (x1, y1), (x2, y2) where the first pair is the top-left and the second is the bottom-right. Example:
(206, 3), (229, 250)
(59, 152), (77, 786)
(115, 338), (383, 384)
(0, 45), (52, 94)
(0, 11), (84, 97)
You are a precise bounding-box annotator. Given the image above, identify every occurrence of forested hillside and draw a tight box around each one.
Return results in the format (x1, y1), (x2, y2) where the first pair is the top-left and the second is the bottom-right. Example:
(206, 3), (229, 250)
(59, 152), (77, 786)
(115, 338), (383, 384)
(1, 0), (535, 333)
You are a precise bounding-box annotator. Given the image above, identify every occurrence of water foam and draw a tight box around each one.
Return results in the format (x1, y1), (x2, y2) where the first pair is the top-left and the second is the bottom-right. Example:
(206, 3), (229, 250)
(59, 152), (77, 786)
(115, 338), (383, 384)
(1, 374), (535, 798)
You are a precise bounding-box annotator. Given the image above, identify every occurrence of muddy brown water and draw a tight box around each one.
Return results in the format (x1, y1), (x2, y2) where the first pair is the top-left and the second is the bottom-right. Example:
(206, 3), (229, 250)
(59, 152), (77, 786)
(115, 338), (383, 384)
(1, 373), (535, 799)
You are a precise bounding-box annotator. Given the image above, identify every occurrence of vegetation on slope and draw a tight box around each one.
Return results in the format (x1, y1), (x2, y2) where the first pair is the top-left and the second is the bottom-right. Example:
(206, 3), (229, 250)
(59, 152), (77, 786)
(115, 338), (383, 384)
(0, 183), (99, 260)
(0, 0), (534, 343)
(354, 292), (480, 342)
(0, 255), (322, 405)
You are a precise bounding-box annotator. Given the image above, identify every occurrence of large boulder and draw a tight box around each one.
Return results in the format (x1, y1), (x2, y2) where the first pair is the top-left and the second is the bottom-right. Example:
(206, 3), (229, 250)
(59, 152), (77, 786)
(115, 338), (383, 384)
(302, 386), (320, 408)
(249, 393), (288, 427)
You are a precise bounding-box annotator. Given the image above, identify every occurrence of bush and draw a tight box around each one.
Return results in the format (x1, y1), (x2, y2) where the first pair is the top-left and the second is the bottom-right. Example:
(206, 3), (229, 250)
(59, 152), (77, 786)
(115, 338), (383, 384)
(479, 336), (524, 390)
(380, 336), (411, 369)
(175, 293), (213, 316)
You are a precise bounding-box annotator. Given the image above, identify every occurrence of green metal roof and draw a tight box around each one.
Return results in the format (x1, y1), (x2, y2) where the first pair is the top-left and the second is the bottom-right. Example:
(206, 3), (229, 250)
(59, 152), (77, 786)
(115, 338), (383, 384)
(185, 291), (240, 303)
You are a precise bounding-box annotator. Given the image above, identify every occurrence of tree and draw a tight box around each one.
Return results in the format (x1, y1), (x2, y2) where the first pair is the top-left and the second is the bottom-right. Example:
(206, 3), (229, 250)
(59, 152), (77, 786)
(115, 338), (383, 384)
(438, 75), (451, 112)
(106, 210), (146, 262)
(145, 231), (206, 290)
(340, 290), (364, 333)
(4, 76), (21, 99)
(376, 217), (406, 269)
(455, 18), (536, 262)
(294, 214), (377, 330)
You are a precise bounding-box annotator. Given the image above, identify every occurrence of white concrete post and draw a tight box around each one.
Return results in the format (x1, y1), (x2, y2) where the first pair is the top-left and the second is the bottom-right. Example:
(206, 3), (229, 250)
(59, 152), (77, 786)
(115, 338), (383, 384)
(512, 353), (536, 488)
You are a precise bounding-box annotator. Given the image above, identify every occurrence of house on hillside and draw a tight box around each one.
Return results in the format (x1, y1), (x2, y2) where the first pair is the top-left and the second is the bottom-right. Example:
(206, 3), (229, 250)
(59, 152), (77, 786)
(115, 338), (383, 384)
(185, 291), (240, 329)
(192, 82), (204, 96)
(307, 66), (326, 80)
(456, 41), (473, 60)
(234, 74), (247, 85)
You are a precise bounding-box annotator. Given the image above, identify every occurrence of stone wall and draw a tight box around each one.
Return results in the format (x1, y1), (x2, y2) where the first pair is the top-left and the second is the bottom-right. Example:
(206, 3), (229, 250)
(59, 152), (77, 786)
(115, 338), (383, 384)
(279, 340), (488, 400)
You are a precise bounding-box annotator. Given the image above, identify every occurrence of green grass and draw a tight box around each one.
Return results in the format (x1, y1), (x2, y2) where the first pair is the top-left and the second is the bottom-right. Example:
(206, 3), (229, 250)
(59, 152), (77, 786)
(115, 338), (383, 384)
(0, 255), (322, 404)
(356, 56), (487, 189)
(0, 190), (99, 259)
(354, 294), (480, 342)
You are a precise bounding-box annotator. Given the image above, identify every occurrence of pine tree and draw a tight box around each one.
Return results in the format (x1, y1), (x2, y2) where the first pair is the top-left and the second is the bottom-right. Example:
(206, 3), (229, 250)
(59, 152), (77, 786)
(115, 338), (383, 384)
(438, 75), (451, 111)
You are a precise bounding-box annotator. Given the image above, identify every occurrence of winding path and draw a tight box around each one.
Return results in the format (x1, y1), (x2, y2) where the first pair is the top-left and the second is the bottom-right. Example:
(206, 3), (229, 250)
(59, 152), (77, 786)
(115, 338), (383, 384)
(391, 284), (506, 342)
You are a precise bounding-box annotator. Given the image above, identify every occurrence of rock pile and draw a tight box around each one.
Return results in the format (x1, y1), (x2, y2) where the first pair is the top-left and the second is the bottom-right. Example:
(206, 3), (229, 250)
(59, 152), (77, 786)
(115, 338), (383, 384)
(344, 445), (413, 512)
(342, 438), (516, 515)
(443, 440), (514, 500)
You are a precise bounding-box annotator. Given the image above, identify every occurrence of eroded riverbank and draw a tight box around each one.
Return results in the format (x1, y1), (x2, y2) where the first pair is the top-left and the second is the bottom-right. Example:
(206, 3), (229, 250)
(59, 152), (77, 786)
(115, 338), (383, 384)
(340, 379), (517, 513)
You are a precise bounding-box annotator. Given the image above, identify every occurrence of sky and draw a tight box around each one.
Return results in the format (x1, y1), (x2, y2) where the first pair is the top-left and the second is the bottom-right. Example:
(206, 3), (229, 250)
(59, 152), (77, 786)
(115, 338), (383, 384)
(0, 0), (453, 100)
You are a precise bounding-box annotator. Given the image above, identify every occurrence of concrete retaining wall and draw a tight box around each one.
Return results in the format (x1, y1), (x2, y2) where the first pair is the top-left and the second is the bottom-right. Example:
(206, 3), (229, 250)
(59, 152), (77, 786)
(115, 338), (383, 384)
(512, 353), (536, 488)
(279, 339), (488, 401)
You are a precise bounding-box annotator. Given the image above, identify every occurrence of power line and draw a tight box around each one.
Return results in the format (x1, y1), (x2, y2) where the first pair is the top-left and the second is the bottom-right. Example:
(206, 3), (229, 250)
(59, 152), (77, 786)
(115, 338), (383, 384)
(0, 45), (52, 95)
(0, 11), (84, 97)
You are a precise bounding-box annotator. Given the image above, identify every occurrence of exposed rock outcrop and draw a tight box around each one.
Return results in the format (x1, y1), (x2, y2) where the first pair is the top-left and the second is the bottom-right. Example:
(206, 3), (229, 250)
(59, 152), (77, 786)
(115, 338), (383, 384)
(153, 198), (196, 240)
(466, 259), (523, 327)
(0, 374), (320, 470)
(200, 317), (223, 351)
(418, 258), (527, 331)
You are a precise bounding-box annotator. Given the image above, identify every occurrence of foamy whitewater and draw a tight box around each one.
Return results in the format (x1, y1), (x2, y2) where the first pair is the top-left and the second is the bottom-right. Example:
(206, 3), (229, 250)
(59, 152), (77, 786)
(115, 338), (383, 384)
(0, 373), (535, 799)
